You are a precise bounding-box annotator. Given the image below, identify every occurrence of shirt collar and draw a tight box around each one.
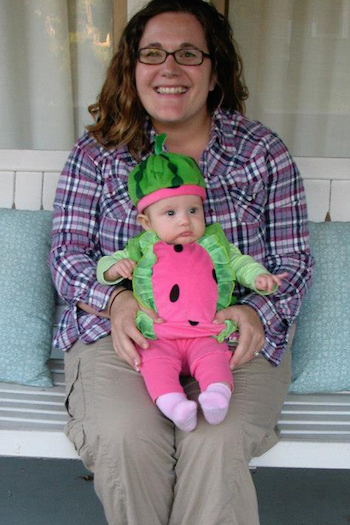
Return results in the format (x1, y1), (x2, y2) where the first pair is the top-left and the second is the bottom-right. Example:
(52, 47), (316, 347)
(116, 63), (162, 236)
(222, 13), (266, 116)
(207, 108), (238, 155)
(143, 108), (239, 157)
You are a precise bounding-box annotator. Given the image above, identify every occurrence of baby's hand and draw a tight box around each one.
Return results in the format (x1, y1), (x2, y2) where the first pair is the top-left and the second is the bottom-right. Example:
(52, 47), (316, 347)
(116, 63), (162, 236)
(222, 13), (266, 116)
(255, 272), (288, 292)
(104, 259), (136, 281)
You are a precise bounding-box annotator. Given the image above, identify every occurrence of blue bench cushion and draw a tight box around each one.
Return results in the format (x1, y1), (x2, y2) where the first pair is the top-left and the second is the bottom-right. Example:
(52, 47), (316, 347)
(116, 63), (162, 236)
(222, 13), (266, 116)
(0, 209), (55, 387)
(290, 221), (350, 394)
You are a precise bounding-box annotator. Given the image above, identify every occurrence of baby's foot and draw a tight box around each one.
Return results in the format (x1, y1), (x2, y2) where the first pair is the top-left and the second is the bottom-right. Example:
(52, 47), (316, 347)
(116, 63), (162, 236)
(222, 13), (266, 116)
(172, 399), (197, 432)
(156, 393), (197, 432)
(198, 383), (232, 425)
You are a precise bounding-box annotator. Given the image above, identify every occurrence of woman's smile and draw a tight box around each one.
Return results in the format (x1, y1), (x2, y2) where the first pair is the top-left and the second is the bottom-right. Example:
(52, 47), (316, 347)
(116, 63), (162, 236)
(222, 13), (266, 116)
(155, 86), (188, 95)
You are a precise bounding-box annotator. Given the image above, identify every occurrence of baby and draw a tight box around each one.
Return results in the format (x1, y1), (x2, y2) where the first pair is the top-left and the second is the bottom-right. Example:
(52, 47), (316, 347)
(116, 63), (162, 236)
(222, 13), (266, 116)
(97, 134), (286, 432)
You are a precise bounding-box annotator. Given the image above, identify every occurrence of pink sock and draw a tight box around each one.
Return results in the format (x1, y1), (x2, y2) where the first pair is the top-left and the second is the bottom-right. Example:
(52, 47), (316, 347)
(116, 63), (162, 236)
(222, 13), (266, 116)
(198, 383), (232, 425)
(156, 392), (197, 432)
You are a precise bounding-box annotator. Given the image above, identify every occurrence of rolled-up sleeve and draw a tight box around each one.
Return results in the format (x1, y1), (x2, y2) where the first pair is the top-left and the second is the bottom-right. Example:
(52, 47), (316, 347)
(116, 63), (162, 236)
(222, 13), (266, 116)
(49, 142), (115, 313)
(240, 134), (314, 364)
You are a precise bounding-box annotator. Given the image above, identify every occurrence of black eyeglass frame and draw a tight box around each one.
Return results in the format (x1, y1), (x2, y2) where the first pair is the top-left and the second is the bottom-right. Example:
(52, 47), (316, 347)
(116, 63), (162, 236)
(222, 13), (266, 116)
(137, 47), (211, 66)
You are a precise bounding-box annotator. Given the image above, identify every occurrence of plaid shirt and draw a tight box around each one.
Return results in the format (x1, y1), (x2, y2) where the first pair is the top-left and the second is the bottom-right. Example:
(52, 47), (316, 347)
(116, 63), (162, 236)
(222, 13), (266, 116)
(50, 108), (313, 365)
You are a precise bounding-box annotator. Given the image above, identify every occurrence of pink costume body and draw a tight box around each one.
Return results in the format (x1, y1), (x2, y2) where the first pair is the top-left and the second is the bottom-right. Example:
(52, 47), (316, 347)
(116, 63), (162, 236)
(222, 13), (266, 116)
(138, 241), (233, 401)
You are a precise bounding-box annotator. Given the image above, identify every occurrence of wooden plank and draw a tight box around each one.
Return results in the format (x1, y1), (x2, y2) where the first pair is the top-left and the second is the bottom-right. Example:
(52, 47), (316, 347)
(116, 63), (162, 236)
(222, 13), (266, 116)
(0, 152), (349, 181)
(15, 171), (42, 210)
(286, 393), (350, 404)
(0, 150), (69, 172)
(43, 171), (60, 210)
(303, 179), (330, 222)
(0, 171), (15, 208)
(250, 441), (350, 469)
(0, 430), (79, 459)
(296, 157), (350, 181)
(331, 181), (350, 221)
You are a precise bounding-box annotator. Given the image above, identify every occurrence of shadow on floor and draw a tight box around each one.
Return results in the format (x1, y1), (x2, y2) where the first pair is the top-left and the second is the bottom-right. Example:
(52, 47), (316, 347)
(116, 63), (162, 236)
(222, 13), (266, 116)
(0, 458), (349, 524)
(253, 467), (350, 525)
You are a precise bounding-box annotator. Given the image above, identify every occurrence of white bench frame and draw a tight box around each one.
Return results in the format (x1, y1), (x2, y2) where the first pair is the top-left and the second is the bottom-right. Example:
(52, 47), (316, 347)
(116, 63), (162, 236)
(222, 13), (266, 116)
(1, 150), (350, 469)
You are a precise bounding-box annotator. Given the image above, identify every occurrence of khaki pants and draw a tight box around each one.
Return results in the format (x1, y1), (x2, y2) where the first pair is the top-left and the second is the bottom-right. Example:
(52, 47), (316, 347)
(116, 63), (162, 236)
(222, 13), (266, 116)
(64, 334), (292, 525)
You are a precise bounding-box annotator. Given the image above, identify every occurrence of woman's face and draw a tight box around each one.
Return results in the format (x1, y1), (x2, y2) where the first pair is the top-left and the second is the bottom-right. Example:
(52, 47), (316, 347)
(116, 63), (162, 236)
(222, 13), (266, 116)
(135, 12), (216, 132)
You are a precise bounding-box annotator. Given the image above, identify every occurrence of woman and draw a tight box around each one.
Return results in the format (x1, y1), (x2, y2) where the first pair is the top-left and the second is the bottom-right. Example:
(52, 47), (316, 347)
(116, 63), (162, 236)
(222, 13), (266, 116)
(50, 1), (313, 524)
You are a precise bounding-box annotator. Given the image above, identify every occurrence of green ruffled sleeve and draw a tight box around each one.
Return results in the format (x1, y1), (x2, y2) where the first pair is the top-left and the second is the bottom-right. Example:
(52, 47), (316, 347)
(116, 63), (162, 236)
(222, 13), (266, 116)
(229, 244), (276, 295)
(197, 224), (237, 340)
(135, 311), (157, 340)
(132, 231), (158, 311)
(197, 223), (235, 311)
(97, 232), (148, 286)
(96, 246), (132, 285)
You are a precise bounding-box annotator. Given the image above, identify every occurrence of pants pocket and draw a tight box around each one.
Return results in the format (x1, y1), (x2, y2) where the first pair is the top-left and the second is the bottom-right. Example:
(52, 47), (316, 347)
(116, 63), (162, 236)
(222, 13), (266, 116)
(64, 357), (86, 420)
(64, 357), (93, 466)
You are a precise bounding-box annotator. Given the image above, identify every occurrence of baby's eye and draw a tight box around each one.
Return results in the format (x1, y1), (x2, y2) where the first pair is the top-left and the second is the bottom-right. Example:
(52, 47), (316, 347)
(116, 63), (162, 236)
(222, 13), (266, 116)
(189, 207), (198, 214)
(166, 210), (175, 216)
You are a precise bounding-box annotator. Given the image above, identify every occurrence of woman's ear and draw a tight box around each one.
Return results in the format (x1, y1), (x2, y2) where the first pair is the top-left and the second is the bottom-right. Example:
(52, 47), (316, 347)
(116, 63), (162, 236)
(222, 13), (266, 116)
(137, 213), (151, 230)
(209, 72), (217, 92)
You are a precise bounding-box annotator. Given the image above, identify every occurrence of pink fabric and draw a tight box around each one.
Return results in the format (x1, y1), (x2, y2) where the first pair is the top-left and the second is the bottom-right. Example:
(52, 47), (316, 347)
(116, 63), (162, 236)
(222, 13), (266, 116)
(154, 321), (226, 339)
(137, 240), (234, 403)
(138, 337), (233, 402)
(137, 185), (206, 212)
(152, 241), (225, 338)
(198, 383), (232, 425)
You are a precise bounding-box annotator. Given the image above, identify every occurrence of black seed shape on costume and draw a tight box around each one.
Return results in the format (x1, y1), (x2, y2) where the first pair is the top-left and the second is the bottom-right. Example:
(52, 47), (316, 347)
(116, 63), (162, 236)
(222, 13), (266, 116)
(188, 320), (199, 326)
(212, 269), (217, 282)
(174, 244), (183, 252)
(170, 284), (180, 302)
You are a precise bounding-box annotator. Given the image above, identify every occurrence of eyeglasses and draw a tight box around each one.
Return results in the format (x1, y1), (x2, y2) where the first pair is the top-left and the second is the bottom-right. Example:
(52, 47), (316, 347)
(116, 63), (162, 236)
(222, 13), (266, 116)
(138, 47), (211, 66)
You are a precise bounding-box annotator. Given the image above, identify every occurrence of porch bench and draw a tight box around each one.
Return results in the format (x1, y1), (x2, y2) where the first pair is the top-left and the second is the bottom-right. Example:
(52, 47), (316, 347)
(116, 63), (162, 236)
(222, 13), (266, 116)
(0, 150), (349, 469)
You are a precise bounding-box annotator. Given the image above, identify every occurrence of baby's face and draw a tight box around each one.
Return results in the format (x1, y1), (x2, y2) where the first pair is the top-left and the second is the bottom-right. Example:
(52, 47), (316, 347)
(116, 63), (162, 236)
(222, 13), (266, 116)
(140, 194), (206, 244)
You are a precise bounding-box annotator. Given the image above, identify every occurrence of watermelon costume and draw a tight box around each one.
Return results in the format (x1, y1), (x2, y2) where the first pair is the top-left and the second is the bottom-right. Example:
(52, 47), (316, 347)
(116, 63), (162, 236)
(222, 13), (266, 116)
(98, 222), (272, 342)
(97, 135), (275, 409)
(97, 222), (273, 401)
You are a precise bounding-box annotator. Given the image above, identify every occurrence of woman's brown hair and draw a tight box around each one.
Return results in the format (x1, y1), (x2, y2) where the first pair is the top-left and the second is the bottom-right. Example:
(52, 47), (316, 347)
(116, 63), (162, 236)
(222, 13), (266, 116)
(87, 0), (248, 159)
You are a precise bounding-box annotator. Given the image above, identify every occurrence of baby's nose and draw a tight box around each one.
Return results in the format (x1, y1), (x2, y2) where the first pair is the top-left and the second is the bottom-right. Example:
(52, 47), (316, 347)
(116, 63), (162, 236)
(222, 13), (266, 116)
(179, 214), (190, 224)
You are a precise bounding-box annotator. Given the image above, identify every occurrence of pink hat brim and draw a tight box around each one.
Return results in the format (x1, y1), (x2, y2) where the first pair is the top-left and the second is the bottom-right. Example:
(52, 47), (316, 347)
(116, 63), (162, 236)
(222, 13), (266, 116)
(137, 185), (206, 213)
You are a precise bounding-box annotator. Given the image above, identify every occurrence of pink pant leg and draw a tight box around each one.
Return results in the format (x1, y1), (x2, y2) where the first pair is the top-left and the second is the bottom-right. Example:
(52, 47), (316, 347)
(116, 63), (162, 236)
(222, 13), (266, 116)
(187, 337), (233, 392)
(138, 339), (184, 402)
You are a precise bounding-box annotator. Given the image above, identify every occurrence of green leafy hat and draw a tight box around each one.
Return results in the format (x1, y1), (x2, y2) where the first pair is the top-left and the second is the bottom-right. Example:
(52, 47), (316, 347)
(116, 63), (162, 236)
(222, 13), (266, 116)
(128, 134), (206, 212)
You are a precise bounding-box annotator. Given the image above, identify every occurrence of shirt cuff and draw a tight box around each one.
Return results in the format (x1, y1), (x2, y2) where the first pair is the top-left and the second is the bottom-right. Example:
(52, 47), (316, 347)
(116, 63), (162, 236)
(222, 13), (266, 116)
(239, 292), (290, 364)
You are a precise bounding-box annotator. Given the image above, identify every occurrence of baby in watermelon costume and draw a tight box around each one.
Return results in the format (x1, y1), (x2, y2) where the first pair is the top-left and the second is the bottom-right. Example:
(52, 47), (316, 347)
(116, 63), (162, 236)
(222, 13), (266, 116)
(97, 135), (286, 432)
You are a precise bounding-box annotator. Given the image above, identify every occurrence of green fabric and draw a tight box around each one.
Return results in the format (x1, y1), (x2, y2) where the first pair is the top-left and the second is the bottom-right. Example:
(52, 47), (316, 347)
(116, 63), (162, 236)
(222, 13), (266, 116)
(228, 244), (273, 295)
(0, 209), (55, 387)
(135, 311), (157, 340)
(132, 231), (158, 311)
(196, 223), (234, 311)
(98, 223), (272, 341)
(97, 246), (132, 285)
(128, 134), (206, 208)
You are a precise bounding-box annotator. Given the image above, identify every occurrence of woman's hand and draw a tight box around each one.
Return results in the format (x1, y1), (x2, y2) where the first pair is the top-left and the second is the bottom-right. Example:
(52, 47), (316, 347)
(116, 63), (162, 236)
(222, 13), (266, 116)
(109, 290), (161, 371)
(213, 305), (265, 369)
